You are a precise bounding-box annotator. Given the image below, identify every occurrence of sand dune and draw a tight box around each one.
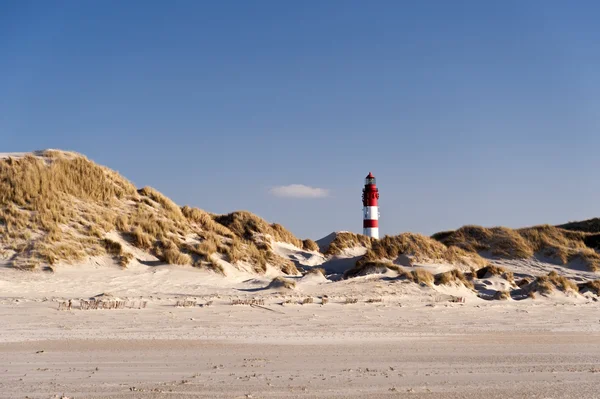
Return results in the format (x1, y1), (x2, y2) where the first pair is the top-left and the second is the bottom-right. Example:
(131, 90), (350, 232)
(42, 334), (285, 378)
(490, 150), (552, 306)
(2, 150), (600, 398)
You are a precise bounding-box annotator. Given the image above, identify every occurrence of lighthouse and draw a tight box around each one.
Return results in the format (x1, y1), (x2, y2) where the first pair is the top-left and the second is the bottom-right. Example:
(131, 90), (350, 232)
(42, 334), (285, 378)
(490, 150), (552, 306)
(362, 172), (380, 239)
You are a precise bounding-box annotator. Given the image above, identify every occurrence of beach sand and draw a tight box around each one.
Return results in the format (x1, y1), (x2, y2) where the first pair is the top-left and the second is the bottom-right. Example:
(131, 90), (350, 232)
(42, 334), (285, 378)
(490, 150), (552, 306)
(2, 277), (600, 398)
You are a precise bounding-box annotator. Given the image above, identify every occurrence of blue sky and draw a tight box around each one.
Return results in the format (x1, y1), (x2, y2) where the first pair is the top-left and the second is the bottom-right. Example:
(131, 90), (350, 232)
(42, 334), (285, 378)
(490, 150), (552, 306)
(2, 1), (600, 240)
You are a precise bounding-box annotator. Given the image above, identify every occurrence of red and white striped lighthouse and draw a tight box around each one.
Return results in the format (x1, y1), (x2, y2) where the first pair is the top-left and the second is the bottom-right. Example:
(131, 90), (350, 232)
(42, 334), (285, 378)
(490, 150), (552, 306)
(362, 172), (380, 239)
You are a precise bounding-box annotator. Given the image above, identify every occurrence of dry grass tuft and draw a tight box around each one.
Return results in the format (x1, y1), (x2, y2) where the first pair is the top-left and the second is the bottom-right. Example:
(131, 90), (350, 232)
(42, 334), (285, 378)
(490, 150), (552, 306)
(434, 269), (474, 289)
(268, 276), (296, 290)
(302, 238), (319, 252)
(433, 224), (600, 271)
(119, 252), (134, 267)
(214, 211), (303, 248)
(493, 290), (511, 300)
(365, 233), (486, 267)
(433, 225), (532, 258)
(475, 265), (514, 282)
(158, 241), (192, 265)
(325, 232), (373, 255)
(102, 238), (123, 256)
(517, 278), (531, 287)
(343, 260), (403, 279)
(578, 280), (600, 296)
(181, 206), (234, 238)
(547, 271), (579, 292)
(405, 268), (435, 286)
(130, 227), (153, 250)
(525, 272), (580, 295)
(305, 267), (326, 276)
(138, 187), (182, 217)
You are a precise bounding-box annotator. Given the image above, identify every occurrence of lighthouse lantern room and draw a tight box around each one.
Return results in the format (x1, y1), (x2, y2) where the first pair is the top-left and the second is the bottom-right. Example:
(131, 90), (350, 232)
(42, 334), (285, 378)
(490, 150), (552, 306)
(362, 172), (380, 239)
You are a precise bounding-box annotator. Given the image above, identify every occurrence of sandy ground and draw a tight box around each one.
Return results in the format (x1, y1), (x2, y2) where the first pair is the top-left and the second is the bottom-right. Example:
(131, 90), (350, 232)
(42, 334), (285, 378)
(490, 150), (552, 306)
(2, 247), (600, 398)
(2, 292), (600, 398)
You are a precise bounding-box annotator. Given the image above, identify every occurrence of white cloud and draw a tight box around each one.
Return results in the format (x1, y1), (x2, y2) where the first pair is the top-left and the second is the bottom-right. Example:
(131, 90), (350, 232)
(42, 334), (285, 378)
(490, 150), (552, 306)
(269, 184), (330, 199)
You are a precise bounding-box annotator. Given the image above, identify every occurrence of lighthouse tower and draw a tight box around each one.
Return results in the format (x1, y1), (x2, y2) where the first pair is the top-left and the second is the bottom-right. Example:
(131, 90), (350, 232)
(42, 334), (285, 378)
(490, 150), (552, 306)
(362, 172), (380, 239)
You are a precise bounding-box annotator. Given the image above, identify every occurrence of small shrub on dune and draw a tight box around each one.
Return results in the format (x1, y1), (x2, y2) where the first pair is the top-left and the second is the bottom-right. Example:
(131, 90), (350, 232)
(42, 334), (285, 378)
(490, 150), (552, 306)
(568, 248), (600, 272)
(159, 241), (192, 265)
(405, 268), (434, 286)
(268, 276), (296, 290)
(206, 258), (225, 275)
(305, 267), (326, 276)
(302, 297), (314, 304)
(138, 187), (182, 217)
(181, 206), (234, 238)
(88, 225), (104, 238)
(475, 265), (514, 282)
(192, 257), (225, 275)
(343, 260), (401, 279)
(119, 252), (134, 267)
(130, 227), (153, 250)
(115, 214), (129, 232)
(547, 271), (579, 293)
(325, 232), (373, 255)
(516, 278), (531, 287)
(102, 238), (123, 256)
(434, 269), (474, 289)
(302, 238), (319, 252)
(578, 280), (600, 295)
(493, 290), (511, 300)
(196, 234), (219, 256)
(213, 211), (303, 248)
(526, 272), (579, 296)
(270, 223), (304, 248)
(534, 276), (554, 295)
(267, 251), (299, 275)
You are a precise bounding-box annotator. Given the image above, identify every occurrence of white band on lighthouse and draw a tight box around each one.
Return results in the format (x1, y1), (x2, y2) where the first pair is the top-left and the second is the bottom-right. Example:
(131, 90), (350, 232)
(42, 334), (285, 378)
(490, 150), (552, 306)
(363, 227), (379, 239)
(364, 206), (379, 220)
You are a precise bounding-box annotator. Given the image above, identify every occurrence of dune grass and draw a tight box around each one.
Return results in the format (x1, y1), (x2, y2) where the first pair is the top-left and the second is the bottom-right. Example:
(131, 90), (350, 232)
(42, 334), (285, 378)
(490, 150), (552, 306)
(214, 211), (303, 248)
(493, 290), (511, 300)
(343, 258), (435, 286)
(302, 238), (319, 252)
(434, 269), (474, 289)
(305, 267), (326, 276)
(343, 260), (402, 279)
(475, 265), (514, 282)
(119, 252), (134, 267)
(578, 280), (600, 295)
(433, 224), (600, 272)
(269, 276), (296, 290)
(405, 268), (435, 286)
(524, 271), (580, 295)
(324, 232), (373, 255)
(368, 233), (486, 266)
(0, 151), (303, 273)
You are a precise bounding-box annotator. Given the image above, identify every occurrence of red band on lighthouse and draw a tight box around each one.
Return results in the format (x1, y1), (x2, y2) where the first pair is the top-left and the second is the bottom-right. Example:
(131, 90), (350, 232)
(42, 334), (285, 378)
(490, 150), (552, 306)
(363, 219), (378, 228)
(362, 172), (379, 239)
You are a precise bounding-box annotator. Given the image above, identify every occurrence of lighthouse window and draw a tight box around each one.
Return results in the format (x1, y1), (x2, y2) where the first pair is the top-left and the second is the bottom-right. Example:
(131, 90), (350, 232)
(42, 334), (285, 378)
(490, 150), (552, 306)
(365, 177), (376, 185)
